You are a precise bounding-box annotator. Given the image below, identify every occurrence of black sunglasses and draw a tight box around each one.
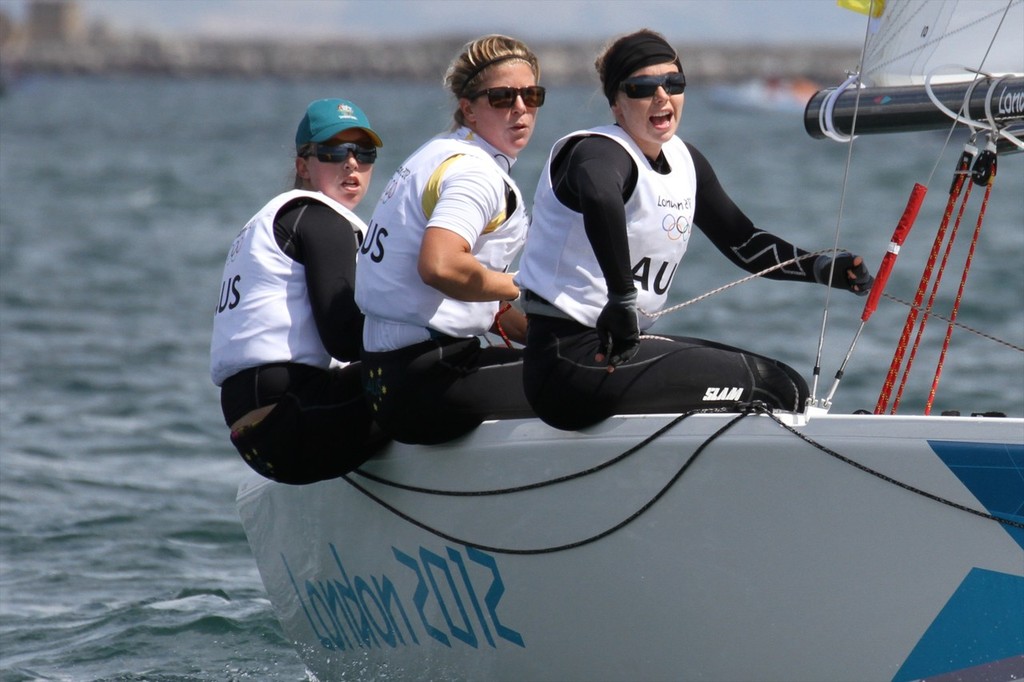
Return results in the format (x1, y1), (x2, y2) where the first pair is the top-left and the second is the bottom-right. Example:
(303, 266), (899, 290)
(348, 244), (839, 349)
(619, 72), (687, 99)
(466, 85), (546, 108)
(305, 142), (377, 164)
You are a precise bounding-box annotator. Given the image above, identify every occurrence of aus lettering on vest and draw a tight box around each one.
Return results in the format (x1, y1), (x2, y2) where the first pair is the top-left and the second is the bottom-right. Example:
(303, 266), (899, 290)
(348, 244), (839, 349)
(360, 220), (388, 263)
(284, 542), (525, 654)
(632, 257), (679, 295)
(216, 275), (241, 314)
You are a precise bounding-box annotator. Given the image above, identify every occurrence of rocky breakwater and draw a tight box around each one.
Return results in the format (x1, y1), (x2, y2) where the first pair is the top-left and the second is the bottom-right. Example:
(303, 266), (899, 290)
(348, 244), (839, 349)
(2, 32), (860, 84)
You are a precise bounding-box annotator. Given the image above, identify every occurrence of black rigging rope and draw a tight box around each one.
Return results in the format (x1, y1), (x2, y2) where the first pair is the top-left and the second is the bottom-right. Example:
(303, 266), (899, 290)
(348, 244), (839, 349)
(351, 408), (706, 496)
(341, 408), (752, 555)
(759, 407), (1024, 531)
(341, 404), (1024, 556)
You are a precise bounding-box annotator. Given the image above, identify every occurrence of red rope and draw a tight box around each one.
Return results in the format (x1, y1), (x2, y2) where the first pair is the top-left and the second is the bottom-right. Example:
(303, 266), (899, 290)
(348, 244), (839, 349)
(924, 165), (995, 414)
(875, 153), (972, 414)
(889, 177), (974, 413)
(494, 302), (514, 349)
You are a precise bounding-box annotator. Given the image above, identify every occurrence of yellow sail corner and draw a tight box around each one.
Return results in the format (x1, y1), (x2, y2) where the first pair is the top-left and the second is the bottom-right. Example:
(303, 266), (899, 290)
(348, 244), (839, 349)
(837, 0), (884, 18)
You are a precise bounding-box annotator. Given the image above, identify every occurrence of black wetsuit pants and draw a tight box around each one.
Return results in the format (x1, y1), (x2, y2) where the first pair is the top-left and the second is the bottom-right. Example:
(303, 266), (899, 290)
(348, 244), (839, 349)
(523, 315), (809, 431)
(220, 362), (388, 484)
(361, 336), (534, 445)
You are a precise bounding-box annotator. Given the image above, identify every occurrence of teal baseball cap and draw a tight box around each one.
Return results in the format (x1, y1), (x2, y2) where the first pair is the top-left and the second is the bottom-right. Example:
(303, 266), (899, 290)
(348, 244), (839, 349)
(295, 98), (383, 149)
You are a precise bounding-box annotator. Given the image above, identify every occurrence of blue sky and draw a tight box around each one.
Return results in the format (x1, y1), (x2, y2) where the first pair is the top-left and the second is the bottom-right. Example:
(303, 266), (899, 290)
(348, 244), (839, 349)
(0, 0), (868, 45)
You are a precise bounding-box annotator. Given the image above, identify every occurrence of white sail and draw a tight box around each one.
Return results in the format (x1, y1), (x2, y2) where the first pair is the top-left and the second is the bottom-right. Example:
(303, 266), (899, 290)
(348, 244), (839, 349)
(860, 0), (1024, 86)
(806, 0), (1024, 143)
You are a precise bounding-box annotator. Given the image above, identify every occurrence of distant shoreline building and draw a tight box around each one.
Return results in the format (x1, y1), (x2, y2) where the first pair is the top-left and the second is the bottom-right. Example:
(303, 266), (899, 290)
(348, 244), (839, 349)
(27, 0), (86, 44)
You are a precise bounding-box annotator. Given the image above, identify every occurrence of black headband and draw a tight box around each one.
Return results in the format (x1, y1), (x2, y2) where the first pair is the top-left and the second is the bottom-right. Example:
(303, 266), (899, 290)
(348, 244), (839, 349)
(602, 33), (682, 105)
(460, 54), (521, 96)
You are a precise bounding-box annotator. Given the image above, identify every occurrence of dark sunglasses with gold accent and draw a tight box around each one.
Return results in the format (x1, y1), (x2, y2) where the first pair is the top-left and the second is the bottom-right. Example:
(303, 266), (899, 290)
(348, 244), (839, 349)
(302, 142), (377, 164)
(466, 85), (546, 108)
(619, 72), (687, 99)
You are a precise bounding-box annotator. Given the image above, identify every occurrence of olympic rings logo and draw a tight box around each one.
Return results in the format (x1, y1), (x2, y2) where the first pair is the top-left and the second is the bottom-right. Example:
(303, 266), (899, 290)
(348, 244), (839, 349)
(661, 214), (691, 240)
(380, 177), (399, 204)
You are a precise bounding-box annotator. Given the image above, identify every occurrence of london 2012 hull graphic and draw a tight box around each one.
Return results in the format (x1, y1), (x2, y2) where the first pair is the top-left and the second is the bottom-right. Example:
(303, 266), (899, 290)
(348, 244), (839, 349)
(281, 541), (524, 655)
(238, 413), (1024, 681)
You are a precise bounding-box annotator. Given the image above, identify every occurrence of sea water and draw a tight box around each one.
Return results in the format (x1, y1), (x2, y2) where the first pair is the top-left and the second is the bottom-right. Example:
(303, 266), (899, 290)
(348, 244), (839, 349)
(1, 76), (1021, 680)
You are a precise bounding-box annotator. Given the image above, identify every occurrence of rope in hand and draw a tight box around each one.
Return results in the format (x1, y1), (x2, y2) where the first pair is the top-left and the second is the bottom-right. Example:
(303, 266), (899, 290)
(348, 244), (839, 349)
(640, 250), (833, 319)
(494, 302), (514, 349)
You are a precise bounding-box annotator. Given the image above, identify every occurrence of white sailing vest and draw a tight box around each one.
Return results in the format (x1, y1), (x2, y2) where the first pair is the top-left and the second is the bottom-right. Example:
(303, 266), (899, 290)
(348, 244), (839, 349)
(356, 128), (528, 351)
(517, 125), (696, 329)
(210, 189), (368, 386)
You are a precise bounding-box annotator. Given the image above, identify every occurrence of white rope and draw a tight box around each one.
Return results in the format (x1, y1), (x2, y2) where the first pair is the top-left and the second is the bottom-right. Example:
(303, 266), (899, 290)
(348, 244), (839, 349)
(923, 65), (994, 131)
(640, 250), (834, 319)
(985, 76), (1024, 150)
(818, 73), (862, 143)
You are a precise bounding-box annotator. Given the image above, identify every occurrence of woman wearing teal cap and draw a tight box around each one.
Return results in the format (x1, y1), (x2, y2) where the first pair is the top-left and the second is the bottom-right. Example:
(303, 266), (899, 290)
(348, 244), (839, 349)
(210, 98), (388, 484)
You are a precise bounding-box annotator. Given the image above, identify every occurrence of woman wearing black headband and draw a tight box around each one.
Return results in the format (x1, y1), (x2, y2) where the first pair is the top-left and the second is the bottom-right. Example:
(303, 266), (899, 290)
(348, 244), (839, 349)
(516, 29), (874, 430)
(355, 35), (541, 444)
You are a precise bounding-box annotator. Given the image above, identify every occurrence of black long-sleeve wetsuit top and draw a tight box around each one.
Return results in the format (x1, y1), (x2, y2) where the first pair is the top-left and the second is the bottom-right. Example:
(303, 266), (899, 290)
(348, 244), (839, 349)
(549, 135), (818, 297)
(274, 197), (364, 361)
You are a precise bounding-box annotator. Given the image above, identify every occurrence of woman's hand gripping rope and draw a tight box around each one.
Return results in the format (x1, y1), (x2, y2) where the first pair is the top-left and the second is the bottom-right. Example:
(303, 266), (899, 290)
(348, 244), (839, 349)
(813, 252), (874, 295)
(815, 249), (872, 292)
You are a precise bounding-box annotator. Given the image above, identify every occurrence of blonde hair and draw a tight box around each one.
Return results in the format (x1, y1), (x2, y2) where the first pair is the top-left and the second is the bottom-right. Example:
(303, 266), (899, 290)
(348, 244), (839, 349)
(444, 34), (541, 129)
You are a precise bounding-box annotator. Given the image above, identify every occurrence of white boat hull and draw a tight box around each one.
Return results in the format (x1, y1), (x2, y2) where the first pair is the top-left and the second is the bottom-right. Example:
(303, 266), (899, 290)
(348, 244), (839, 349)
(237, 412), (1024, 681)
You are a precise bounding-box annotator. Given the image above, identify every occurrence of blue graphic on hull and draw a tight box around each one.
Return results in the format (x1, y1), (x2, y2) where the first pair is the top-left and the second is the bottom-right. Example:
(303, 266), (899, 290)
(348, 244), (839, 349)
(893, 568), (1024, 682)
(929, 440), (1024, 550)
(892, 441), (1024, 681)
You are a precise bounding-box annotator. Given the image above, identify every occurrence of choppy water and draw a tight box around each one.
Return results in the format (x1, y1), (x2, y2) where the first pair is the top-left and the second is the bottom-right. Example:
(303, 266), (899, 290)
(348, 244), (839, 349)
(1, 75), (1021, 680)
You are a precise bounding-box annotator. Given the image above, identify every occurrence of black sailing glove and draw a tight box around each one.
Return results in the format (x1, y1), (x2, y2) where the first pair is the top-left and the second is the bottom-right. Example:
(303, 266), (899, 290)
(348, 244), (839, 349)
(596, 289), (641, 369)
(814, 252), (873, 296)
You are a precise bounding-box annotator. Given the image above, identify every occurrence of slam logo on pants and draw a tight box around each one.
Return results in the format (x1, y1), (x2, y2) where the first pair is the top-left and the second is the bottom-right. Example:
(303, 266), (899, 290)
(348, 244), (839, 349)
(703, 387), (743, 401)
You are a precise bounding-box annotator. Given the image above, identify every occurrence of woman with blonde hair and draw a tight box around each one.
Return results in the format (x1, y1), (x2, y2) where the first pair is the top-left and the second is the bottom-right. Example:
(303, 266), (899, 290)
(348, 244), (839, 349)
(355, 35), (542, 444)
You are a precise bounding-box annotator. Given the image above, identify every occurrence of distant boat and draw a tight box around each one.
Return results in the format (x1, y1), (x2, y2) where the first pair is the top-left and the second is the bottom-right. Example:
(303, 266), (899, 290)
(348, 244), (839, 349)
(706, 77), (822, 113)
